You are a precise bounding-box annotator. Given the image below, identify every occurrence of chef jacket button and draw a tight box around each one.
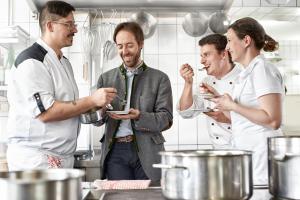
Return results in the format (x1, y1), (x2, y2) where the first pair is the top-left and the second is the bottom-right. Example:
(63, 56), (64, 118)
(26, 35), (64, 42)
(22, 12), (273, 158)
(213, 82), (216, 84)
(228, 127), (231, 129)
(229, 82), (233, 84)
(216, 137), (219, 139)
(211, 123), (214, 126)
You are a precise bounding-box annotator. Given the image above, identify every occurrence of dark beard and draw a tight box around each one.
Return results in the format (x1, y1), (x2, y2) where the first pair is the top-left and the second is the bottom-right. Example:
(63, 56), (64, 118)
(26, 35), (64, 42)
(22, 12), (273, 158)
(122, 49), (142, 68)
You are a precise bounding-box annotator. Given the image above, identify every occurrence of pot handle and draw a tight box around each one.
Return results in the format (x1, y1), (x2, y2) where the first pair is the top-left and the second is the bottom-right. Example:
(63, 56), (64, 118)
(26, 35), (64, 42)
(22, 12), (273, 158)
(153, 163), (190, 178)
(152, 163), (188, 170)
(273, 152), (300, 161)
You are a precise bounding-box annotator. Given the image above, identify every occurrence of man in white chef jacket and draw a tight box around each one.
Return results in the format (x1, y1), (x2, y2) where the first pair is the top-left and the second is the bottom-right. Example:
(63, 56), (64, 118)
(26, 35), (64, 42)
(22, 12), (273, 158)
(6, 1), (116, 170)
(177, 34), (241, 149)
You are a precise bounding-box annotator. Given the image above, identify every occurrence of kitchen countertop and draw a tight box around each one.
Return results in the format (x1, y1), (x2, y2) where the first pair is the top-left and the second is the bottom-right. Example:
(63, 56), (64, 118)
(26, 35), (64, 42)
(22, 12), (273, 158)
(81, 183), (278, 200)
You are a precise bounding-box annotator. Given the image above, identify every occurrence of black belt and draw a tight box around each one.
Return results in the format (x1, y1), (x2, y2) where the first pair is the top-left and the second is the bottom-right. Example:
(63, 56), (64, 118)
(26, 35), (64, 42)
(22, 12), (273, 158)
(115, 135), (134, 143)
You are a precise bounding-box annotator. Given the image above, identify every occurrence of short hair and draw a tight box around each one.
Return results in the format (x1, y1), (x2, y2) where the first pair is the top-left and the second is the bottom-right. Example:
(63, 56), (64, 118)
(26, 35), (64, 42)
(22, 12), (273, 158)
(39, 1), (75, 34)
(113, 22), (144, 45)
(228, 17), (278, 52)
(199, 34), (227, 52)
(199, 34), (233, 64)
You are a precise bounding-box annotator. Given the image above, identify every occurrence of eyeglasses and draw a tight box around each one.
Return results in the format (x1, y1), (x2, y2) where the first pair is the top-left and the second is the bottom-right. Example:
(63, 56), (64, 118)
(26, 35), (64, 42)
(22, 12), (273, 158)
(52, 21), (78, 31)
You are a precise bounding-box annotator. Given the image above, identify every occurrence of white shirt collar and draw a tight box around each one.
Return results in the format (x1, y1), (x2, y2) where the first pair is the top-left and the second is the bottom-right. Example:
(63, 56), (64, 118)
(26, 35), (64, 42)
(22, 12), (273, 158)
(239, 54), (264, 80)
(36, 38), (63, 60)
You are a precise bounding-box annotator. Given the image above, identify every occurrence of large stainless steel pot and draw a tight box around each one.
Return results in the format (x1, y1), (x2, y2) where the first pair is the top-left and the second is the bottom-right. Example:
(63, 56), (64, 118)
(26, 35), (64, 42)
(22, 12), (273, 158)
(153, 150), (253, 200)
(182, 12), (208, 37)
(0, 169), (84, 200)
(130, 11), (157, 39)
(268, 136), (300, 199)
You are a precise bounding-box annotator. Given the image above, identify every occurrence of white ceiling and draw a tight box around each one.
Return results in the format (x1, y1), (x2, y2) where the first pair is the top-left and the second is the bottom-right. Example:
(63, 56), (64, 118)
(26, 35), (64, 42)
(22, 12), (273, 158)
(229, 0), (300, 21)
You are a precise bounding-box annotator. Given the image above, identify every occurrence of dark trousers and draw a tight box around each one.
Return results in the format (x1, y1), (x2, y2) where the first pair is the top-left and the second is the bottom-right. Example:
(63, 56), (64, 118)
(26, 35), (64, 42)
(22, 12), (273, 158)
(105, 142), (149, 180)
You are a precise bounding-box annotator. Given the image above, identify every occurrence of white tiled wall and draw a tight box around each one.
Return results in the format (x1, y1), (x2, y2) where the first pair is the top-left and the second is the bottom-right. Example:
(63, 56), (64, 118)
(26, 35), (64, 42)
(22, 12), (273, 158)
(1, 0), (300, 149)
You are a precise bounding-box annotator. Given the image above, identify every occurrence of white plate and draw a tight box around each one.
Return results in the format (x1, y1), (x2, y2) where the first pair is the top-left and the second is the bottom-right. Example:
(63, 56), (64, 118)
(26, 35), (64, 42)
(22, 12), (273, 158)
(107, 110), (129, 115)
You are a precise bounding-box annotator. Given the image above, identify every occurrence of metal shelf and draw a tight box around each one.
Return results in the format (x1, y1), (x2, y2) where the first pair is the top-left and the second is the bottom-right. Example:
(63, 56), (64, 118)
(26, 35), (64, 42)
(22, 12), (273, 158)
(0, 25), (29, 50)
(0, 85), (8, 91)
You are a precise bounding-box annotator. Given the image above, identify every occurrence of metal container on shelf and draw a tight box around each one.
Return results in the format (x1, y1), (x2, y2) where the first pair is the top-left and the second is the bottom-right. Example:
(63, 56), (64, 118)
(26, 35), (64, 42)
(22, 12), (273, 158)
(153, 150), (253, 200)
(0, 169), (84, 200)
(268, 136), (300, 199)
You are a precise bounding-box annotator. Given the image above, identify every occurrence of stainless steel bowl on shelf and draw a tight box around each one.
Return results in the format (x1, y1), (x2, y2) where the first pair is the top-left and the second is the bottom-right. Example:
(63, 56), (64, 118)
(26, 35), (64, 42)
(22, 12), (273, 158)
(0, 169), (84, 200)
(153, 150), (253, 200)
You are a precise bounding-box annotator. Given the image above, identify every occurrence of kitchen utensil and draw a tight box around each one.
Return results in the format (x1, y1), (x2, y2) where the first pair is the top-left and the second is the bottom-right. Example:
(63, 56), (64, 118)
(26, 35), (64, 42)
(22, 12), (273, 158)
(209, 11), (231, 34)
(0, 169), (84, 200)
(268, 136), (300, 199)
(80, 107), (102, 124)
(130, 11), (157, 39)
(153, 150), (253, 200)
(182, 12), (208, 37)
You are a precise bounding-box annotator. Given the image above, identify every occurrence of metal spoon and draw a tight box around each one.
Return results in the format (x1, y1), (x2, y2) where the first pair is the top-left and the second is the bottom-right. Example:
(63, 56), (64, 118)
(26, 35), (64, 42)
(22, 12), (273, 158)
(198, 67), (206, 71)
(106, 104), (113, 110)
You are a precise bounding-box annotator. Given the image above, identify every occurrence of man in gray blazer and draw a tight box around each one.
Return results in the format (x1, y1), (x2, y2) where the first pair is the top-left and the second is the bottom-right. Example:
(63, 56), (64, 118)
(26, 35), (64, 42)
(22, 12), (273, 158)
(95, 22), (173, 185)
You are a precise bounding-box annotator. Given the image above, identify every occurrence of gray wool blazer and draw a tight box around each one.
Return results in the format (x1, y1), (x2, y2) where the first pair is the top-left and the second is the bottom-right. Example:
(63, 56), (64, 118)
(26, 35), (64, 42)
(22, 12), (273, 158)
(96, 62), (173, 184)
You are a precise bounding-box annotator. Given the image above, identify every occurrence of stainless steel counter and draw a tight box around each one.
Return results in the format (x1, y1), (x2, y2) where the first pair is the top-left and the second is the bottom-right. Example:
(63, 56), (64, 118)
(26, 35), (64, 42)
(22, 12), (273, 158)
(74, 150), (101, 181)
(81, 183), (277, 200)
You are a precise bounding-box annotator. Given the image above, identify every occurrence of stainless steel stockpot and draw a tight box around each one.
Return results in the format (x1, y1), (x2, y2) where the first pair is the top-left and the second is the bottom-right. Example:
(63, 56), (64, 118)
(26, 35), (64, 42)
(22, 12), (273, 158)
(268, 136), (300, 199)
(153, 150), (253, 200)
(0, 169), (84, 200)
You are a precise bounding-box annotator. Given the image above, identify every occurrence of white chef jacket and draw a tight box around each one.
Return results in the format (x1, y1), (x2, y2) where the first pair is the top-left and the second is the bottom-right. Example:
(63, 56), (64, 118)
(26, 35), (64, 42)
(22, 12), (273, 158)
(231, 55), (284, 185)
(177, 66), (241, 149)
(7, 38), (79, 169)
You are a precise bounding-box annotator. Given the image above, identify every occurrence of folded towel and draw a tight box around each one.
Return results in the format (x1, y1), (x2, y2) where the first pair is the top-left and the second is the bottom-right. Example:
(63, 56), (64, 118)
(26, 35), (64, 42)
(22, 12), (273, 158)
(93, 179), (151, 190)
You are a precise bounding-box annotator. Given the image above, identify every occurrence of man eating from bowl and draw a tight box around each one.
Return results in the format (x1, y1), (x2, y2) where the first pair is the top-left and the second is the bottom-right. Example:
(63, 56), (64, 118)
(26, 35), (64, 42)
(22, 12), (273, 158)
(177, 34), (241, 149)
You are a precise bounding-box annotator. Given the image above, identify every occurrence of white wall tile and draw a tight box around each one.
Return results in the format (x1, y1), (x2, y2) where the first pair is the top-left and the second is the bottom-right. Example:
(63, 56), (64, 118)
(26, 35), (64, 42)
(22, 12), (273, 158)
(0, 0), (8, 23)
(144, 30), (158, 54)
(29, 22), (40, 40)
(171, 84), (178, 112)
(177, 25), (197, 54)
(13, 0), (30, 23)
(158, 54), (178, 84)
(165, 145), (179, 151)
(164, 115), (178, 145)
(178, 117), (198, 144)
(158, 24), (177, 54)
(178, 145), (198, 150)
(144, 54), (159, 69)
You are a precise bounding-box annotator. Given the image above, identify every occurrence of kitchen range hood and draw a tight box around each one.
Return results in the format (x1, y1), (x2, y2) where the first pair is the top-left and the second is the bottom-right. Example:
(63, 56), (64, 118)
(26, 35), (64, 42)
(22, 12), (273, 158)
(26, 0), (233, 13)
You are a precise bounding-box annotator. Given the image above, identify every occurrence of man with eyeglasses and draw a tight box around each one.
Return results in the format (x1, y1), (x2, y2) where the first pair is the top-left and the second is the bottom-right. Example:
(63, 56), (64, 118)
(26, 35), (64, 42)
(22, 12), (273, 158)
(6, 0), (116, 171)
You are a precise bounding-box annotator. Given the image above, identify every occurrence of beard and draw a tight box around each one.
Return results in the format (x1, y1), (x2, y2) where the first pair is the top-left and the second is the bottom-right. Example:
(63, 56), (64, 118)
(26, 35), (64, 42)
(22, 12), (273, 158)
(121, 49), (142, 68)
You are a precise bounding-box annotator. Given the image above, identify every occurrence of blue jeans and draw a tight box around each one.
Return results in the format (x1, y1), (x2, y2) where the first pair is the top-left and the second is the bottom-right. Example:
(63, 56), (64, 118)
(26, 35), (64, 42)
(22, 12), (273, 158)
(105, 142), (148, 180)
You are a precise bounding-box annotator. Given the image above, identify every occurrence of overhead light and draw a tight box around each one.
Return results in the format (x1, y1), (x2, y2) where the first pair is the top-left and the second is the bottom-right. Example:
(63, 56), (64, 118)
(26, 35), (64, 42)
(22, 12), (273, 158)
(265, 0), (291, 5)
